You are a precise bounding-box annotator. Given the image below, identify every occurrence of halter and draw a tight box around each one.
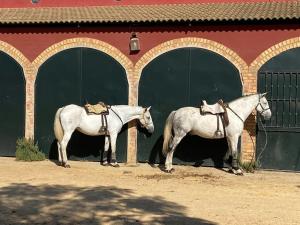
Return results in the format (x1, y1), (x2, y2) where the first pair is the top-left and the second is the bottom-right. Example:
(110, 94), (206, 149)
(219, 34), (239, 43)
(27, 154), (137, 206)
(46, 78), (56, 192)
(139, 109), (151, 128)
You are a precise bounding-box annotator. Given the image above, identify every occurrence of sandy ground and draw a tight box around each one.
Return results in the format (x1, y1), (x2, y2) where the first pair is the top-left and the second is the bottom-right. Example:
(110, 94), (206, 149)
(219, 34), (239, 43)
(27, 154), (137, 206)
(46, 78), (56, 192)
(0, 157), (299, 225)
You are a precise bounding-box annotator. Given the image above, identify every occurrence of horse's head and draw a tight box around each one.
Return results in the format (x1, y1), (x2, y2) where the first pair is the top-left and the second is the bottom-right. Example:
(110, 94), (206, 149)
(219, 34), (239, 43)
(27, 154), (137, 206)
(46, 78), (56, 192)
(138, 106), (154, 134)
(257, 93), (272, 120)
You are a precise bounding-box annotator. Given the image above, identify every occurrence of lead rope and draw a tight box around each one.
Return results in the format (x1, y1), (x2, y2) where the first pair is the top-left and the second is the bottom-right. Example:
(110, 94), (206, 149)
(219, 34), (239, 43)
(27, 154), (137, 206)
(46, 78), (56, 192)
(245, 115), (268, 172)
(256, 116), (268, 167)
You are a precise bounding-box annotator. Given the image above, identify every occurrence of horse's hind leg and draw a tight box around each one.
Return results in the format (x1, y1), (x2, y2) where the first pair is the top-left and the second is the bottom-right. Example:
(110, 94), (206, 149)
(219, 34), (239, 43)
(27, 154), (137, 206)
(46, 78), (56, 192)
(60, 131), (73, 168)
(165, 132), (186, 173)
(57, 142), (62, 165)
(227, 135), (243, 175)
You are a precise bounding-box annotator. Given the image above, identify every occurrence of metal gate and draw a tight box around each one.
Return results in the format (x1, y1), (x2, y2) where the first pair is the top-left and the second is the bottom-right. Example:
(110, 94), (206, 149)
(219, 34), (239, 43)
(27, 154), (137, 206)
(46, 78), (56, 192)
(0, 51), (25, 156)
(257, 71), (300, 170)
(35, 47), (128, 162)
(138, 47), (242, 166)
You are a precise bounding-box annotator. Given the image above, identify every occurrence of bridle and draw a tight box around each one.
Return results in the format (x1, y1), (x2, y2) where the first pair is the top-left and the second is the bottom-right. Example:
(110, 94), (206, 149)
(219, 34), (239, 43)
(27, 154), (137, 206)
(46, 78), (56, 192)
(139, 109), (152, 129)
(255, 95), (270, 114)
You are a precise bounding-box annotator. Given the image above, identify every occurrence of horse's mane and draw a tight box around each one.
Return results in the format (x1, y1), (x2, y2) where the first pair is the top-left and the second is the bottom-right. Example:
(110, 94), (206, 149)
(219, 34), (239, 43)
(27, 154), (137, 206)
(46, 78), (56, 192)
(228, 93), (259, 104)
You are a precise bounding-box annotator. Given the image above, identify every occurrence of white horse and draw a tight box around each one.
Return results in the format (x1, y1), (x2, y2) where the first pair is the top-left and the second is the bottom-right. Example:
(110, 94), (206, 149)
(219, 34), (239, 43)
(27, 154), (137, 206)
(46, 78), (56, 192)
(162, 93), (271, 175)
(54, 105), (154, 168)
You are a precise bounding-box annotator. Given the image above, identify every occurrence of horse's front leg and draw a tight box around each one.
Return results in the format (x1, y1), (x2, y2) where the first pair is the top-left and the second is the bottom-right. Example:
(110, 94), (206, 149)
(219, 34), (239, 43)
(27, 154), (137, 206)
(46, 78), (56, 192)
(101, 136), (110, 166)
(227, 135), (243, 175)
(109, 133), (119, 167)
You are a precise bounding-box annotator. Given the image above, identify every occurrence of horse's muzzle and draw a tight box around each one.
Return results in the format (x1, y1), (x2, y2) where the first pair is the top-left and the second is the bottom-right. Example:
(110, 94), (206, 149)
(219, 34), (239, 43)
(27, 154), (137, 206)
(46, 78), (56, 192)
(147, 126), (154, 134)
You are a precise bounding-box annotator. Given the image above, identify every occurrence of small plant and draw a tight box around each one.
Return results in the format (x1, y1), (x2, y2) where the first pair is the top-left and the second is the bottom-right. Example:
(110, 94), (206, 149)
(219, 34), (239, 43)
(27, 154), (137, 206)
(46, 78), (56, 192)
(15, 138), (45, 161)
(239, 157), (259, 173)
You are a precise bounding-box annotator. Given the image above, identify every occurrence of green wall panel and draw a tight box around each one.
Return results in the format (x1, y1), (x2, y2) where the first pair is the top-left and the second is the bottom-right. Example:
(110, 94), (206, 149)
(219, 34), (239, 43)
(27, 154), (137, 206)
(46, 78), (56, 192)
(0, 51), (25, 156)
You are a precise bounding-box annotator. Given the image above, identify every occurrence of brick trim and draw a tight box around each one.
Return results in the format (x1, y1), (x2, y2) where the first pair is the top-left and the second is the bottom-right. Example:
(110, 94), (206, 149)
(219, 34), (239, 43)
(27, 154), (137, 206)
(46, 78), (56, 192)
(250, 37), (300, 74)
(135, 38), (248, 93)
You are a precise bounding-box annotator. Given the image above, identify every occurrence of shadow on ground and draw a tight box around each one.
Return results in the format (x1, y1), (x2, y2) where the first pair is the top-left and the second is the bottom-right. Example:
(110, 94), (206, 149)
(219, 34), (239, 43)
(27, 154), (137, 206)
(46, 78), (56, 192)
(0, 183), (217, 225)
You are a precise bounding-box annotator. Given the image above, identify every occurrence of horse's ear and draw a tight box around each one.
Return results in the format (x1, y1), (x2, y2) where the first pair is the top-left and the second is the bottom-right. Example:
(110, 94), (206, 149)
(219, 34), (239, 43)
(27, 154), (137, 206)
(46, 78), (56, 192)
(261, 92), (268, 97)
(147, 106), (152, 111)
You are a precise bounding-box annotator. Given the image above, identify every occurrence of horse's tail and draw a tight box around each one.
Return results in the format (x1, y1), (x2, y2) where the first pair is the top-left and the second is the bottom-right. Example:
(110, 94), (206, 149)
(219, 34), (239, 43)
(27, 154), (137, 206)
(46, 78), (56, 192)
(54, 107), (64, 143)
(162, 110), (176, 156)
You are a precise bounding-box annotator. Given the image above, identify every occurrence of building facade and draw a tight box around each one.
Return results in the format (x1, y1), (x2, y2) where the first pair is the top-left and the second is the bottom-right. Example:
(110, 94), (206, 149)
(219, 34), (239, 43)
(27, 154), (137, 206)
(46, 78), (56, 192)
(0, 0), (299, 170)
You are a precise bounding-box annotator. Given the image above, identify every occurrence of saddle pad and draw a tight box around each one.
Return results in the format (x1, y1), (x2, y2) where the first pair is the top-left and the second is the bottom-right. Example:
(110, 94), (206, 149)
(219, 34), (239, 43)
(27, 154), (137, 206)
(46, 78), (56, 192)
(200, 100), (225, 115)
(84, 102), (109, 115)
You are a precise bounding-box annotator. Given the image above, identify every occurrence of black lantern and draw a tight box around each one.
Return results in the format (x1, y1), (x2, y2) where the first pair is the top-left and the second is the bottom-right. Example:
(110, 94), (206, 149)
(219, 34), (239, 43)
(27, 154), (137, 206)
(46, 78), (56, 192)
(129, 33), (140, 52)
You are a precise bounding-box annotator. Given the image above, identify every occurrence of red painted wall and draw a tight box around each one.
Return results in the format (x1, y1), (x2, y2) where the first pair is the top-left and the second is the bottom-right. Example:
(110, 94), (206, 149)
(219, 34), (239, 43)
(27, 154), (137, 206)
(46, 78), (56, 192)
(0, 0), (289, 8)
(0, 24), (299, 65)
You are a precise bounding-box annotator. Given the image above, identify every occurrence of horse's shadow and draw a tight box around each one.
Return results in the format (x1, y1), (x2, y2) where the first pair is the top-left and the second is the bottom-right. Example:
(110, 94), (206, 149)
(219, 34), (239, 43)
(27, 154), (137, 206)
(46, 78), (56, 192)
(148, 134), (234, 170)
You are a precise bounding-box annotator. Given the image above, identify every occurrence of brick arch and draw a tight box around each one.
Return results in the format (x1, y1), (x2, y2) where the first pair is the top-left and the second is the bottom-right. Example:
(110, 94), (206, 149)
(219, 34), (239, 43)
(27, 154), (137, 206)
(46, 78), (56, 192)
(0, 41), (33, 138)
(134, 37), (248, 101)
(250, 37), (300, 75)
(32, 37), (134, 78)
(29, 38), (134, 141)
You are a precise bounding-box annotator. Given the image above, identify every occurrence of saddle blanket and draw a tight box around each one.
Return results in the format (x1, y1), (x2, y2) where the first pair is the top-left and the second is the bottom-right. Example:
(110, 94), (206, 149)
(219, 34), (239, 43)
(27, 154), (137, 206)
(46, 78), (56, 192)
(84, 102), (109, 115)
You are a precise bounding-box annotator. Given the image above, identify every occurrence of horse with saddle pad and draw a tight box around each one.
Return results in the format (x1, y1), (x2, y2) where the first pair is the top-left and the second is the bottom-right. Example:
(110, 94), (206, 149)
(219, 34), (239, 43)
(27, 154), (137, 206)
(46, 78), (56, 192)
(54, 102), (154, 168)
(162, 93), (271, 175)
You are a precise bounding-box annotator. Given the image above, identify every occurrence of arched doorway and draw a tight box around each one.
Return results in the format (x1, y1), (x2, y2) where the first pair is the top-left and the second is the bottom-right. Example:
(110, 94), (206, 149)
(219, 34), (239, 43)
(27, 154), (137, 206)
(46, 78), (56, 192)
(138, 47), (242, 166)
(35, 47), (128, 162)
(257, 47), (300, 171)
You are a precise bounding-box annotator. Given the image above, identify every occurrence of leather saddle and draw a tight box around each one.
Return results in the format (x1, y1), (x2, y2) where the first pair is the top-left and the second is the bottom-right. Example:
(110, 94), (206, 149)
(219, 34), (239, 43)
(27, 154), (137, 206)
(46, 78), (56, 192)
(84, 102), (110, 134)
(200, 99), (230, 137)
(201, 100), (225, 114)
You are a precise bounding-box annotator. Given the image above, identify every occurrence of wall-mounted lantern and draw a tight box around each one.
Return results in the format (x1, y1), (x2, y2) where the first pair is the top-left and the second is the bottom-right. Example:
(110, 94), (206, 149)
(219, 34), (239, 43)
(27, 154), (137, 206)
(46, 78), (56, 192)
(129, 33), (140, 53)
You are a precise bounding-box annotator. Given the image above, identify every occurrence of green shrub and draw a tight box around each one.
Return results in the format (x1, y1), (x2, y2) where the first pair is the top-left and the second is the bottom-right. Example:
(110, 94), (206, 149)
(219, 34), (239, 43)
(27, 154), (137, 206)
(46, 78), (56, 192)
(15, 138), (45, 161)
(238, 156), (259, 173)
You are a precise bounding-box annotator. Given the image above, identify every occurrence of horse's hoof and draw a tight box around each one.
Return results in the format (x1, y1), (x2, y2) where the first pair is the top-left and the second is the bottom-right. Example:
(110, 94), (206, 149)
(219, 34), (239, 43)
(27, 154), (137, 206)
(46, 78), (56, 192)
(166, 168), (175, 173)
(228, 169), (235, 174)
(101, 162), (109, 166)
(63, 164), (71, 168)
(110, 163), (120, 168)
(235, 169), (244, 176)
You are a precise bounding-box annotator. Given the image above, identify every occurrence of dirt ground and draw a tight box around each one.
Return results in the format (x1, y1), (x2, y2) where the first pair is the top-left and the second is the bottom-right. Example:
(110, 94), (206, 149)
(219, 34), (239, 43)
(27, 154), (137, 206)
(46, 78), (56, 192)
(0, 157), (299, 225)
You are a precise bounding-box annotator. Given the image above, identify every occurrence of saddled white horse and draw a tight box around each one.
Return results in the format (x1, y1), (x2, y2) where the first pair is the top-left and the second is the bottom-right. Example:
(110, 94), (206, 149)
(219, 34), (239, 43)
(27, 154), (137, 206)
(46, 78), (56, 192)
(54, 105), (154, 168)
(163, 93), (271, 175)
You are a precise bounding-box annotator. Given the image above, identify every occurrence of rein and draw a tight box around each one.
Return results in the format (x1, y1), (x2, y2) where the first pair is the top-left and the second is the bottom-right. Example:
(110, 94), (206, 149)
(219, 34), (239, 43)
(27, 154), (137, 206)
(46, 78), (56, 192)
(226, 105), (244, 123)
(110, 107), (124, 126)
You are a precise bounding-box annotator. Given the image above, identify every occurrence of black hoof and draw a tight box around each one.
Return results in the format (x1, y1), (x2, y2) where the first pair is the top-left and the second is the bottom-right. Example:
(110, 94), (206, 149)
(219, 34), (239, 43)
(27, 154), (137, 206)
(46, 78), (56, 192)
(165, 168), (175, 173)
(63, 164), (71, 168)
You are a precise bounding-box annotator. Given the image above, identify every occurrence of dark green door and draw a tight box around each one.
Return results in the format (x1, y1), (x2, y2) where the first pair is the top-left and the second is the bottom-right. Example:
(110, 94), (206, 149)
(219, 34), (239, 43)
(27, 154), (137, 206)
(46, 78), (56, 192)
(138, 48), (242, 166)
(257, 48), (300, 171)
(0, 51), (25, 156)
(35, 48), (128, 162)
